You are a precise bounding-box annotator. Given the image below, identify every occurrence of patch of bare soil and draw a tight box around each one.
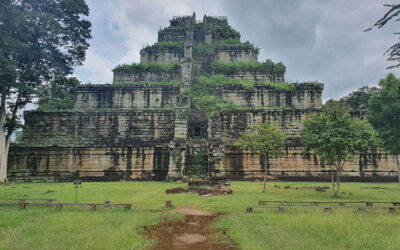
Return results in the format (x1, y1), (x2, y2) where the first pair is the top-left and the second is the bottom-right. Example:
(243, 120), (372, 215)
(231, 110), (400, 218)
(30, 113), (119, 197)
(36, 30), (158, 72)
(146, 206), (237, 250)
(173, 207), (214, 216)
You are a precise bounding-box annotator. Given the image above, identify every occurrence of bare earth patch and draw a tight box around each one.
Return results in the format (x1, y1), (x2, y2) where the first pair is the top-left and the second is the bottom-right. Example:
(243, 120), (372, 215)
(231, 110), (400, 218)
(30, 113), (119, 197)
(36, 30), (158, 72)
(146, 206), (236, 250)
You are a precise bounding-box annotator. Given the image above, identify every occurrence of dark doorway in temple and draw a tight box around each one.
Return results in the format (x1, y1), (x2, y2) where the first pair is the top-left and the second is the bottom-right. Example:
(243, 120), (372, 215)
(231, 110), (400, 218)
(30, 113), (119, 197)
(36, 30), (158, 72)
(187, 112), (208, 139)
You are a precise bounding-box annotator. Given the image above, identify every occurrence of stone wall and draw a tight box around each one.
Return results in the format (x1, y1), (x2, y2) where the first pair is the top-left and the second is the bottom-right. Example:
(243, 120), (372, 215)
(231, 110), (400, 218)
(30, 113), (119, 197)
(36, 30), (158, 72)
(8, 146), (171, 181)
(158, 28), (185, 42)
(219, 110), (310, 143)
(113, 70), (181, 83)
(214, 45), (258, 63)
(140, 46), (184, 63)
(75, 85), (179, 110)
(224, 147), (398, 181)
(21, 110), (175, 147)
(218, 83), (323, 110)
(228, 71), (285, 82)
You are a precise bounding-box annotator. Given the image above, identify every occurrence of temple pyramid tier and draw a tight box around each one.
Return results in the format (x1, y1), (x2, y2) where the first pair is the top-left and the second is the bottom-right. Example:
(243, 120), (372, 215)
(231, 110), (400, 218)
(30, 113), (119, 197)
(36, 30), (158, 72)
(8, 13), (398, 181)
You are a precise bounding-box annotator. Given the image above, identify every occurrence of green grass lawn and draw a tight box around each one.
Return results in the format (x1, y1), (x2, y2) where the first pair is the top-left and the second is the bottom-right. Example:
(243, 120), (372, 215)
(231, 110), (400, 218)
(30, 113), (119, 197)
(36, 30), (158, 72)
(0, 181), (400, 249)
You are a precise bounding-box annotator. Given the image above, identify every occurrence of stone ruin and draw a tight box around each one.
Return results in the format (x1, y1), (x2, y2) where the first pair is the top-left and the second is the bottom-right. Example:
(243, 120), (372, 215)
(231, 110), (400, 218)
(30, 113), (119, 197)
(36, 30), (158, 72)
(7, 13), (398, 181)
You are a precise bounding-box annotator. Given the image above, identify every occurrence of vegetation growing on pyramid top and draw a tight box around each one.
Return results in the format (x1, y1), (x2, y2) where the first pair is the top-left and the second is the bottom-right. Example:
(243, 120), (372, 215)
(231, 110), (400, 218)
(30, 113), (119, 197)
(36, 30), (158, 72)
(198, 74), (255, 90)
(113, 80), (180, 86)
(212, 24), (241, 41)
(197, 74), (296, 91)
(113, 62), (181, 72)
(214, 60), (286, 75)
(182, 76), (296, 118)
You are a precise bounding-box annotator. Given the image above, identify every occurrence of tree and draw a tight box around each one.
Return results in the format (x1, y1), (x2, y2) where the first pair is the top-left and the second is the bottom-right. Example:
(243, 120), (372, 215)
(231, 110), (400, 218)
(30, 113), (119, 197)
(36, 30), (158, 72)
(368, 73), (400, 184)
(37, 77), (80, 111)
(302, 104), (379, 196)
(339, 86), (379, 111)
(325, 86), (379, 112)
(365, 4), (400, 68)
(234, 123), (287, 193)
(0, 0), (91, 182)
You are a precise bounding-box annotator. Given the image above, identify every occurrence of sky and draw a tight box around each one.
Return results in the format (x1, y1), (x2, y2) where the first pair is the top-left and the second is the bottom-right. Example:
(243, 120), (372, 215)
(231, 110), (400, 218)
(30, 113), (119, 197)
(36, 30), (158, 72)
(74, 0), (400, 101)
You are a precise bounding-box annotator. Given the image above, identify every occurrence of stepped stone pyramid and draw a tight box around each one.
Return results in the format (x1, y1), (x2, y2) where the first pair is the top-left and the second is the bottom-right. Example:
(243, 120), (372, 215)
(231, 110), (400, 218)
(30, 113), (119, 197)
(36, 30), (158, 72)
(8, 13), (397, 181)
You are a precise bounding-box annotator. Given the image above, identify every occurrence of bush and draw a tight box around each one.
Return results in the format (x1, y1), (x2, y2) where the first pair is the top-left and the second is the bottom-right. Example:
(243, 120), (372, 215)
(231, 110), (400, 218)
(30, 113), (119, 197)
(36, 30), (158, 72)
(214, 60), (286, 75)
(212, 24), (241, 41)
(113, 80), (180, 86)
(113, 62), (181, 72)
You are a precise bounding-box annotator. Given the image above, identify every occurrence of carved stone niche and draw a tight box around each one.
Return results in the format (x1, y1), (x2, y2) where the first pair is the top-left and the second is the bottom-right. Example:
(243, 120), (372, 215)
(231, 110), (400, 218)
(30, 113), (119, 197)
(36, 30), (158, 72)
(187, 111), (208, 139)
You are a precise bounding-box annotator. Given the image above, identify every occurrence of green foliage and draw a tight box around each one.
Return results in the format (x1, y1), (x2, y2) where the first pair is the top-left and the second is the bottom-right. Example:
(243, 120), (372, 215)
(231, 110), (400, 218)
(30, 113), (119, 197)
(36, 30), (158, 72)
(194, 43), (214, 61)
(214, 60), (286, 76)
(0, 0), (91, 159)
(188, 84), (237, 118)
(302, 105), (379, 165)
(169, 18), (180, 26)
(13, 130), (23, 143)
(213, 38), (241, 45)
(368, 73), (400, 155)
(113, 62), (181, 72)
(183, 74), (298, 117)
(243, 40), (260, 56)
(333, 86), (379, 111)
(197, 74), (255, 90)
(212, 24), (241, 41)
(234, 123), (287, 157)
(113, 80), (180, 86)
(1, 182), (400, 249)
(302, 103), (379, 195)
(37, 77), (80, 111)
(197, 74), (294, 91)
(235, 122), (287, 192)
(266, 82), (295, 91)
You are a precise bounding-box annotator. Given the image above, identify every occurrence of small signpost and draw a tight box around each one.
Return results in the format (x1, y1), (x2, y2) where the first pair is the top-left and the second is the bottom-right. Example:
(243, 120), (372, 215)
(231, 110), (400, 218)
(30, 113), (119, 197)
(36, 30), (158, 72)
(73, 180), (82, 203)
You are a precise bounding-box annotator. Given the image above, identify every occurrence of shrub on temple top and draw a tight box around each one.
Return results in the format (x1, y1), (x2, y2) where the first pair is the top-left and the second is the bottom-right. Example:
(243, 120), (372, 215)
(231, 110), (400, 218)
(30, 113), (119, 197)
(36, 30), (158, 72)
(214, 60), (286, 75)
(212, 24), (241, 41)
(113, 62), (181, 72)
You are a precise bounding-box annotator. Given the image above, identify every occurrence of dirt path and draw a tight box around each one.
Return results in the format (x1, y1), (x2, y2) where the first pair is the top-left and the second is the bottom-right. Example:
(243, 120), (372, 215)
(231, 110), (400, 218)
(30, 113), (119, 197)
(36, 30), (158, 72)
(145, 206), (237, 249)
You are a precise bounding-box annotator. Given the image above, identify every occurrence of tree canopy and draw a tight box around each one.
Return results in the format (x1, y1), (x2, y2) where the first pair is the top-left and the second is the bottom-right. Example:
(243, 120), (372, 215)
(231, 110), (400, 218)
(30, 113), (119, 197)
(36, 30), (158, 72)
(302, 104), (379, 196)
(0, 0), (91, 182)
(37, 77), (80, 111)
(235, 122), (287, 192)
(368, 73), (400, 183)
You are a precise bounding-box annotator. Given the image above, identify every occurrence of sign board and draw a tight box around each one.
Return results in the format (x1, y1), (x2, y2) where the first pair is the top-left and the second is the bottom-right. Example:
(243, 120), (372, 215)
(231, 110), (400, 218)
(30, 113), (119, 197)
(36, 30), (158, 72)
(73, 180), (82, 185)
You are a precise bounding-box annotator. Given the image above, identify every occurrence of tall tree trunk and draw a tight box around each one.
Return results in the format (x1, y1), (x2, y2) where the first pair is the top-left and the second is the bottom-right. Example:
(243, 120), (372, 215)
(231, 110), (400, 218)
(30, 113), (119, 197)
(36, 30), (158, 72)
(334, 161), (344, 196)
(335, 168), (341, 196)
(396, 155), (400, 186)
(262, 154), (268, 193)
(330, 164), (336, 195)
(0, 88), (7, 182)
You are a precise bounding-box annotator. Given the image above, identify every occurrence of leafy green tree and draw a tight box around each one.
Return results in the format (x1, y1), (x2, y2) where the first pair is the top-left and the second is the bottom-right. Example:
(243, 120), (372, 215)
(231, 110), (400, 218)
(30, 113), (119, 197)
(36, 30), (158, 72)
(302, 104), (379, 196)
(0, 0), (91, 182)
(37, 77), (80, 111)
(325, 86), (379, 112)
(365, 4), (400, 68)
(368, 73), (400, 184)
(339, 86), (379, 111)
(235, 123), (287, 193)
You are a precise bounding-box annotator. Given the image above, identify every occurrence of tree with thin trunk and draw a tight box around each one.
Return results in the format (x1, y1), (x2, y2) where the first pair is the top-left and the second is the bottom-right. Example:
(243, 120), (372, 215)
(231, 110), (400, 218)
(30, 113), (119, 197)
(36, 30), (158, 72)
(365, 3), (400, 69)
(0, 0), (91, 182)
(302, 104), (379, 196)
(234, 123), (287, 193)
(368, 73), (400, 185)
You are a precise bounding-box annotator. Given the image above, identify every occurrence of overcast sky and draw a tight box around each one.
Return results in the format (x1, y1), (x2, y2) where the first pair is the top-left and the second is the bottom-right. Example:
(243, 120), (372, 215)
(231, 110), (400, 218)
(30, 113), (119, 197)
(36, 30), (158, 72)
(74, 0), (400, 101)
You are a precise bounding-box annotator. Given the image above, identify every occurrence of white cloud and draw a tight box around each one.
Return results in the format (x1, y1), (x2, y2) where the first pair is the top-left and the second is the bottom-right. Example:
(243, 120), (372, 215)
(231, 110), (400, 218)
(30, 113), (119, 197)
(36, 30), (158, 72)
(76, 48), (113, 84)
